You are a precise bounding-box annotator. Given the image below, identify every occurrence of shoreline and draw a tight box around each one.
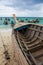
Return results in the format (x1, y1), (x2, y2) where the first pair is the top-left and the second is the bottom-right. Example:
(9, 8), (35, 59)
(0, 28), (12, 32)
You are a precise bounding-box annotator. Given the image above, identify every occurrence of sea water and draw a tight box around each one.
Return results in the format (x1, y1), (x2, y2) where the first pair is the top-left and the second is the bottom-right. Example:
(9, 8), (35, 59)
(0, 17), (43, 28)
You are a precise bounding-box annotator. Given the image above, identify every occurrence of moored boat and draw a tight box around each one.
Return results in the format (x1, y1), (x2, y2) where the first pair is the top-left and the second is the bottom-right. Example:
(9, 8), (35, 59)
(13, 24), (43, 65)
(12, 14), (43, 65)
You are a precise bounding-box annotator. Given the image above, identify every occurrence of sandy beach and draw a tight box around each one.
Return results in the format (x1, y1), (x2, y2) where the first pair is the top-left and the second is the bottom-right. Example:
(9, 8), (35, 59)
(0, 28), (17, 65)
(0, 28), (28, 65)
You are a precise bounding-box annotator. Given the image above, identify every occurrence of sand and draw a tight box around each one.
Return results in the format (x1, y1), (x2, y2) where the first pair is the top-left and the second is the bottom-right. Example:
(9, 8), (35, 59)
(0, 29), (17, 65)
(0, 29), (28, 65)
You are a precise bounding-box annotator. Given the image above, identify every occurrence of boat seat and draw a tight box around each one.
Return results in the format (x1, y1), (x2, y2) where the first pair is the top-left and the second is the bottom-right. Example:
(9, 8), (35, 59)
(27, 42), (43, 51)
(25, 31), (39, 44)
(26, 27), (40, 43)
(27, 26), (36, 40)
(27, 39), (42, 48)
(33, 49), (43, 58)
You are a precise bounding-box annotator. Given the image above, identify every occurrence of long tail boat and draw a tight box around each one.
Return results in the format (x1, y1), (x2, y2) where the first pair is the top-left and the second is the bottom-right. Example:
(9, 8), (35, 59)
(13, 14), (43, 65)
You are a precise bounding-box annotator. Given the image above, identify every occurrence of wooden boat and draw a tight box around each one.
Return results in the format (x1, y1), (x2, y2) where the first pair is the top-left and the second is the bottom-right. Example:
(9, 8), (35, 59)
(19, 20), (24, 22)
(3, 20), (8, 25)
(13, 22), (43, 65)
(28, 18), (39, 23)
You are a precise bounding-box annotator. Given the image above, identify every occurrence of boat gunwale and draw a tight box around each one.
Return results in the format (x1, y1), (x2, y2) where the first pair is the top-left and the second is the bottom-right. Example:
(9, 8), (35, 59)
(14, 23), (43, 30)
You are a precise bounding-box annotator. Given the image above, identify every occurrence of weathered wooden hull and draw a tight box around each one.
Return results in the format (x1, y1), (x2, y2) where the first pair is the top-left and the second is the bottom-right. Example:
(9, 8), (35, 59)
(13, 24), (43, 65)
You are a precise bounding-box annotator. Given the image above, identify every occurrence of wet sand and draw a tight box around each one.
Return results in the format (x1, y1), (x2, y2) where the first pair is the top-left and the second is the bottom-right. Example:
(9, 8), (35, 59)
(0, 29), (28, 65)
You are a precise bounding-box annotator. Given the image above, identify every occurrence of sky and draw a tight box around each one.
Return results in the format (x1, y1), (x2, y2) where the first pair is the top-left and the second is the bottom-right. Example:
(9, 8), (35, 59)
(0, 0), (43, 17)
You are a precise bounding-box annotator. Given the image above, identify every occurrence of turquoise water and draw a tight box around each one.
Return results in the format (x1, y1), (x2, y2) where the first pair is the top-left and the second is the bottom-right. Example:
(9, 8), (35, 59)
(17, 17), (43, 24)
(0, 17), (43, 28)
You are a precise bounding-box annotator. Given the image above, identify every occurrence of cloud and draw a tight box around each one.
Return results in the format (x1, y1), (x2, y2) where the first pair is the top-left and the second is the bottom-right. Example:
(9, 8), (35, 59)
(0, 0), (13, 6)
(0, 5), (15, 17)
(0, 4), (43, 17)
(0, 0), (43, 17)
(0, 0), (43, 10)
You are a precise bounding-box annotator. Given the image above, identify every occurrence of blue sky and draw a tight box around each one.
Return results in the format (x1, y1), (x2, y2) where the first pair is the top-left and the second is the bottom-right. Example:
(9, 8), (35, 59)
(0, 0), (43, 17)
